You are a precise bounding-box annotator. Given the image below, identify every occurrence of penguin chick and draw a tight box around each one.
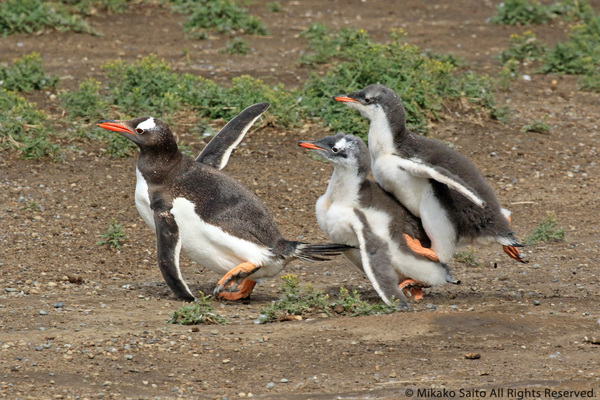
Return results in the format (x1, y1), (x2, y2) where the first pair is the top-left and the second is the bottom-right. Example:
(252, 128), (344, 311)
(299, 133), (457, 309)
(334, 84), (526, 265)
(97, 103), (351, 302)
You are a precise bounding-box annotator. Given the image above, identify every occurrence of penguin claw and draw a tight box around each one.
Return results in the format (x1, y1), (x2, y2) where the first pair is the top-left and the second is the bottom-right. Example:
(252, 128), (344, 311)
(503, 245), (528, 264)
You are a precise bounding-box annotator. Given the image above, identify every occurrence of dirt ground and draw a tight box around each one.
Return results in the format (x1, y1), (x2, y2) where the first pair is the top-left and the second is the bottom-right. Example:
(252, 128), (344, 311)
(1, 1), (599, 399)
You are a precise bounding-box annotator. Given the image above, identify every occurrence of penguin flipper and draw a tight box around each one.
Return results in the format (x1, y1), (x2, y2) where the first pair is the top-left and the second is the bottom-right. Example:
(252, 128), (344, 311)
(196, 102), (270, 170)
(395, 158), (486, 208)
(154, 210), (196, 302)
(352, 209), (410, 310)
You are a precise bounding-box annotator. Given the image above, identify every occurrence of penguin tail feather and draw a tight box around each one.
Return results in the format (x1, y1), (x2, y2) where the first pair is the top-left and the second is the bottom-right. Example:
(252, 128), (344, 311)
(293, 243), (354, 262)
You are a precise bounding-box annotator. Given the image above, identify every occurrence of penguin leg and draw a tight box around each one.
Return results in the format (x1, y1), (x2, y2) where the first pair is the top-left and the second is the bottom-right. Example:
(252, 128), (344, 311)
(398, 279), (429, 301)
(403, 234), (439, 262)
(214, 262), (260, 300)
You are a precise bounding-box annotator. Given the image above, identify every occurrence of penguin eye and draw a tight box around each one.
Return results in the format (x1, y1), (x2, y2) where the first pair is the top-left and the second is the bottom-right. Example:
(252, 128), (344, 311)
(332, 147), (339, 153)
(364, 97), (373, 104)
(135, 128), (144, 134)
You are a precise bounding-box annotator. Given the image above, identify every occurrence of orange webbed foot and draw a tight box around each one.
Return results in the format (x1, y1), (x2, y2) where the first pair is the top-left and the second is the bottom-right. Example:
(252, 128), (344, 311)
(399, 279), (429, 301)
(214, 262), (260, 301)
(503, 245), (528, 264)
(403, 234), (439, 262)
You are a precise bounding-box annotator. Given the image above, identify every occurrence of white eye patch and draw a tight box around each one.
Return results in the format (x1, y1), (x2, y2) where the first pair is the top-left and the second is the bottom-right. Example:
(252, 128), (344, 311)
(334, 138), (349, 151)
(136, 117), (156, 131)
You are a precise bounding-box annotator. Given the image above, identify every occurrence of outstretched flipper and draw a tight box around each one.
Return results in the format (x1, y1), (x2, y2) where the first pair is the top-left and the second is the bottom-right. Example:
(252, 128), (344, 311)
(353, 210), (410, 310)
(214, 262), (260, 300)
(196, 103), (270, 170)
(395, 158), (486, 208)
(154, 210), (196, 302)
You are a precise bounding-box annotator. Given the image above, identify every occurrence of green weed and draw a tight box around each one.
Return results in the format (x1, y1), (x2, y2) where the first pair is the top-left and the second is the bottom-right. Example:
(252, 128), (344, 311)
(168, 292), (229, 325)
(453, 248), (479, 267)
(491, 0), (593, 26)
(498, 31), (545, 64)
(0, 52), (59, 92)
(167, 0), (268, 38)
(522, 117), (550, 133)
(96, 218), (127, 250)
(267, 2), (282, 12)
(221, 37), (252, 54)
(257, 274), (398, 323)
(540, 15), (600, 90)
(0, 89), (58, 159)
(526, 213), (565, 245)
(60, 78), (109, 120)
(21, 200), (42, 212)
(299, 27), (498, 136)
(0, 0), (95, 36)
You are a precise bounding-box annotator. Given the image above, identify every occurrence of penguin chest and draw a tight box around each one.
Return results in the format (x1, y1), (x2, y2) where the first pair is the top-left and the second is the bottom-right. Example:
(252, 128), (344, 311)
(169, 198), (274, 274)
(372, 155), (427, 217)
(134, 168), (155, 230)
(316, 198), (360, 247)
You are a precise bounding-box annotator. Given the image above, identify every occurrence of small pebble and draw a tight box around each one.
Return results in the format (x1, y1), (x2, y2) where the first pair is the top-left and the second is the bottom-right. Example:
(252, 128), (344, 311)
(124, 355), (133, 360)
(465, 352), (481, 359)
(39, 310), (48, 315)
(280, 378), (288, 383)
(533, 300), (541, 306)
(266, 382), (275, 389)
(54, 303), (64, 309)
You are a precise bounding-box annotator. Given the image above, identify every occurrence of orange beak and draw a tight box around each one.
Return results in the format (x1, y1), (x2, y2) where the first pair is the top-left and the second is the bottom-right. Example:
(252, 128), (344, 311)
(333, 96), (359, 103)
(299, 142), (325, 150)
(97, 121), (133, 134)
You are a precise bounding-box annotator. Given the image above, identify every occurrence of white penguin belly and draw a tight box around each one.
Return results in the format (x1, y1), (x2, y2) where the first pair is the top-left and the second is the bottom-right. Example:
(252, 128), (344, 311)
(170, 198), (274, 274)
(372, 155), (427, 217)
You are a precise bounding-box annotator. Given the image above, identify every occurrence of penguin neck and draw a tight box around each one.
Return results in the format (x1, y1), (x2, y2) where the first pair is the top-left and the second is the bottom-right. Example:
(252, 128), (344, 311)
(367, 107), (408, 159)
(137, 145), (184, 184)
(325, 165), (363, 203)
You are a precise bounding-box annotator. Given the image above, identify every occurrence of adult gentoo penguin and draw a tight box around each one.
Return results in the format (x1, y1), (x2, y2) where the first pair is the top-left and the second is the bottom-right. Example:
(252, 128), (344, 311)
(97, 103), (350, 302)
(299, 133), (458, 308)
(333, 84), (526, 265)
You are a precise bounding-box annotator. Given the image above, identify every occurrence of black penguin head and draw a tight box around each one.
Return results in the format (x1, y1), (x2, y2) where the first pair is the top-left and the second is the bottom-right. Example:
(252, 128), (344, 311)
(333, 84), (407, 132)
(298, 132), (370, 176)
(97, 117), (178, 151)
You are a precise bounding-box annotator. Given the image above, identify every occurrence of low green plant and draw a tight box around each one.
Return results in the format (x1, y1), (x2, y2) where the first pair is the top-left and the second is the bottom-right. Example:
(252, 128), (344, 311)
(258, 274), (398, 323)
(167, 0), (268, 38)
(0, 52), (59, 92)
(96, 218), (127, 249)
(491, 0), (593, 25)
(540, 15), (600, 90)
(453, 248), (479, 267)
(221, 37), (252, 54)
(522, 117), (550, 133)
(59, 0), (134, 15)
(526, 212), (565, 245)
(299, 27), (498, 136)
(60, 78), (109, 120)
(21, 200), (42, 211)
(0, 0), (95, 36)
(491, 0), (556, 25)
(266, 1), (282, 12)
(168, 292), (229, 325)
(498, 31), (546, 64)
(0, 89), (58, 159)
